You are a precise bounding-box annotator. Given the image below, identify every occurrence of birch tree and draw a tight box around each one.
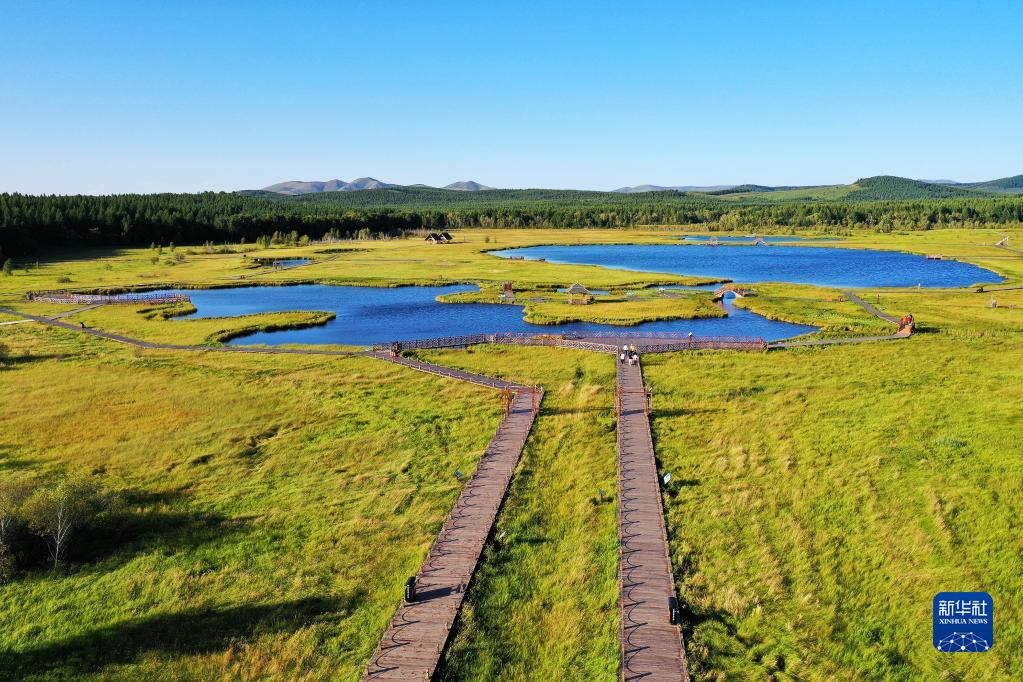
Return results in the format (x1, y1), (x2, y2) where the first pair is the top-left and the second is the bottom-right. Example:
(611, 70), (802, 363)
(23, 477), (106, 569)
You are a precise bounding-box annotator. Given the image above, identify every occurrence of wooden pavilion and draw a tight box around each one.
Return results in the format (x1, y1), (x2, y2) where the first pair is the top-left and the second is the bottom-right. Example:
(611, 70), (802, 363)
(566, 283), (594, 305)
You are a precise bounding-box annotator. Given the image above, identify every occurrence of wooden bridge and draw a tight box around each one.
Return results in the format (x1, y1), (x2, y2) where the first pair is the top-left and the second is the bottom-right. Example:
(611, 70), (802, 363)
(362, 353), (543, 680)
(712, 284), (753, 300)
(380, 332), (767, 356)
(616, 359), (689, 681)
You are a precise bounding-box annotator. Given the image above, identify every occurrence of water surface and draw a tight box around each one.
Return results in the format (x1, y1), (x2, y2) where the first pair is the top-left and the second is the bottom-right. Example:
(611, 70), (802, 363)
(152, 284), (814, 346)
(492, 244), (1001, 288)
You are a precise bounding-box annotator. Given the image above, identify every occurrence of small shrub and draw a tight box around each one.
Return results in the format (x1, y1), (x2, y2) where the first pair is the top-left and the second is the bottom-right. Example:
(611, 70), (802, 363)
(56, 275), (72, 284)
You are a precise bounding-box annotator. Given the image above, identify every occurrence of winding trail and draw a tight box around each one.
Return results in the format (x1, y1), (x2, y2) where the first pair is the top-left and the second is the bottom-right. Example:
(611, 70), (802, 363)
(616, 359), (689, 681)
(363, 353), (542, 680)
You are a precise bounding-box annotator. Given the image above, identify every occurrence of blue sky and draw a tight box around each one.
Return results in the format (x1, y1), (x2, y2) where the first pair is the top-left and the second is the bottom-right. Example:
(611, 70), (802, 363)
(2, 1), (1021, 194)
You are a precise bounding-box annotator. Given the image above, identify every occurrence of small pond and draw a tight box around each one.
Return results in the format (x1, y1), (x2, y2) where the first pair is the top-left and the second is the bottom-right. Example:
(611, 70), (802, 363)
(491, 244), (1002, 289)
(150, 284), (815, 346)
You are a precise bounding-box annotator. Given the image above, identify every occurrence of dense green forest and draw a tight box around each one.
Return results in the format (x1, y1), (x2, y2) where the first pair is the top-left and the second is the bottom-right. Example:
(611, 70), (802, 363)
(2, 187), (1023, 258)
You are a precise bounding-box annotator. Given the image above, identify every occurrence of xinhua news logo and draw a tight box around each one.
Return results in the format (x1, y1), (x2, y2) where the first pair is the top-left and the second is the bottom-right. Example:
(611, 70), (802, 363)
(933, 592), (993, 652)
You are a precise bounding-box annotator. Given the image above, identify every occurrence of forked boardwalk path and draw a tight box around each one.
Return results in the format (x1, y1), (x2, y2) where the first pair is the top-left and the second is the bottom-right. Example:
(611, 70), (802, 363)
(616, 360), (689, 681)
(364, 353), (543, 680)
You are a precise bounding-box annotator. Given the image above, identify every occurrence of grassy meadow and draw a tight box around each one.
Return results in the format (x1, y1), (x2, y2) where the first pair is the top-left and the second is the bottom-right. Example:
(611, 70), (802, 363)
(644, 333), (1022, 680)
(0, 323), (502, 680)
(416, 346), (620, 681)
(0, 226), (1020, 680)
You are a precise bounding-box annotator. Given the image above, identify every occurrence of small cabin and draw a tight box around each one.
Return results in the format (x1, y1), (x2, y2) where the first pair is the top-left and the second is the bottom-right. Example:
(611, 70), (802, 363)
(425, 232), (453, 244)
(499, 281), (515, 301)
(566, 283), (594, 305)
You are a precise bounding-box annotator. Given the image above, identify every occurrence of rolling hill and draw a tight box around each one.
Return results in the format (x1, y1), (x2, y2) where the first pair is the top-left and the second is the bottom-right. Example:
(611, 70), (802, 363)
(966, 174), (1023, 193)
(262, 178), (497, 195)
(253, 174), (1023, 204)
(262, 177), (400, 195)
(443, 180), (495, 191)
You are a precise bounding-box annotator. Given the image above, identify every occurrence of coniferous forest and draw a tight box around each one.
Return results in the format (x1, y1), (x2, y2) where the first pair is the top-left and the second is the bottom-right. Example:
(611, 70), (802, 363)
(2, 188), (1023, 257)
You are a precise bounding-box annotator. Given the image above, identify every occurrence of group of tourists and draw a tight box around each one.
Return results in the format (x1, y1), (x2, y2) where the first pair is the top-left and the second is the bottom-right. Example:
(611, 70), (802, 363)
(898, 313), (915, 332)
(619, 345), (639, 365)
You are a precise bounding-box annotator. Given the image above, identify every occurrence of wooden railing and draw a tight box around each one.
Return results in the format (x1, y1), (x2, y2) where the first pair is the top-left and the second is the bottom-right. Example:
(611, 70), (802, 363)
(377, 332), (766, 354)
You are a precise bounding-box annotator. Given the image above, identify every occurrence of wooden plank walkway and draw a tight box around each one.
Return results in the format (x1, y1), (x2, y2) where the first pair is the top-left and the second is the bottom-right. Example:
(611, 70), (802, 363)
(842, 291), (900, 324)
(364, 353), (542, 680)
(616, 359), (689, 681)
(0, 308), (361, 357)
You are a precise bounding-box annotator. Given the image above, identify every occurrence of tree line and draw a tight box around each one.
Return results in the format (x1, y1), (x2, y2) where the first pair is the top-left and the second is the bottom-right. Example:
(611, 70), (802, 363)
(2, 191), (1023, 257)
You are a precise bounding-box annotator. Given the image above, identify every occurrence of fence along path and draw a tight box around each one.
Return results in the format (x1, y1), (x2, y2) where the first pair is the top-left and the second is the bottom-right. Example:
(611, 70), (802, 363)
(363, 353), (543, 680)
(616, 359), (689, 681)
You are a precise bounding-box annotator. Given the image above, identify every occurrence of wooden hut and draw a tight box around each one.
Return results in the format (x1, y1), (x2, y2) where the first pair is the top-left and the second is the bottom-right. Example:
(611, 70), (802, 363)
(566, 283), (594, 305)
(500, 281), (515, 301)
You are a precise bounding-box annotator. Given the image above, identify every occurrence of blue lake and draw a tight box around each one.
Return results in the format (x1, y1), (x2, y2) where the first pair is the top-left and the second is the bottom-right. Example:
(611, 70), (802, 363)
(152, 284), (815, 346)
(492, 244), (1002, 289)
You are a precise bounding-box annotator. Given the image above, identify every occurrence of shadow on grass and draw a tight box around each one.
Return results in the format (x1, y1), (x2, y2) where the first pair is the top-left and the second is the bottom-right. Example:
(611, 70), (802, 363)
(0, 353), (69, 371)
(0, 445), (34, 472)
(12, 489), (254, 573)
(0, 595), (354, 678)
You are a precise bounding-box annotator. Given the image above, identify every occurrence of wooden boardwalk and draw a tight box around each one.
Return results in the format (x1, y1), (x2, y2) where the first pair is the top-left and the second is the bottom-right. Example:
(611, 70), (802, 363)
(364, 354), (542, 680)
(842, 291), (900, 324)
(616, 359), (689, 681)
(0, 309), (362, 357)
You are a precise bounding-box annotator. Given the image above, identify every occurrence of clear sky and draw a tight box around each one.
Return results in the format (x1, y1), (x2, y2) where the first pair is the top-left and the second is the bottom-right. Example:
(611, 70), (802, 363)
(2, 1), (1021, 194)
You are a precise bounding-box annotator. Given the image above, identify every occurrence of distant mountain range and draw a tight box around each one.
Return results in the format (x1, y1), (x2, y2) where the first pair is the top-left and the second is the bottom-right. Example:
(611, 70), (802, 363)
(262, 177), (493, 195)
(610, 174), (1023, 199)
(256, 174), (1023, 200)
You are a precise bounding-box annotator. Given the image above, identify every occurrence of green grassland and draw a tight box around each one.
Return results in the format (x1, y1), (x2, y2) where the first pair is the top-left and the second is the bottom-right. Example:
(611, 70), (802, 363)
(415, 346), (620, 680)
(0, 324), (502, 680)
(438, 284), (726, 326)
(521, 294), (725, 325)
(644, 333), (1022, 680)
(729, 284), (895, 337)
(0, 226), (1021, 680)
(3, 227), (1019, 341)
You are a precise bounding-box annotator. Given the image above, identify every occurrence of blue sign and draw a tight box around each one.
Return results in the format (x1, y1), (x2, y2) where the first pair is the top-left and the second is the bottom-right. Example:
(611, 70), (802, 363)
(933, 592), (993, 652)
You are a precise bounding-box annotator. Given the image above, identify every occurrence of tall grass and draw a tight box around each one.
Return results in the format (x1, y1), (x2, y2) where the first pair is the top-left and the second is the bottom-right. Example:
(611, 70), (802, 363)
(644, 336), (1022, 680)
(418, 346), (621, 680)
(0, 325), (501, 680)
